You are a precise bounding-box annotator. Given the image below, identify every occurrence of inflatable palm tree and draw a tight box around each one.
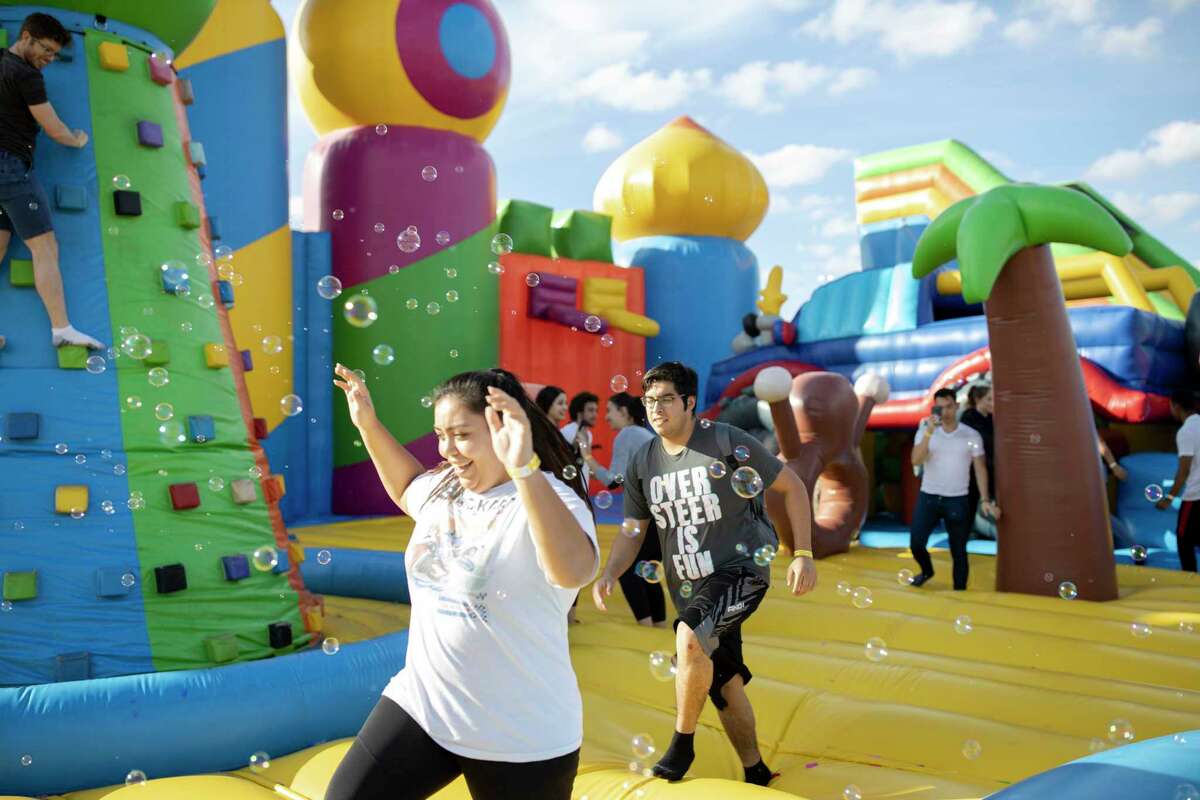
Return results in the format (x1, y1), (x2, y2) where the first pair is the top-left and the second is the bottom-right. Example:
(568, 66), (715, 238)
(913, 185), (1133, 601)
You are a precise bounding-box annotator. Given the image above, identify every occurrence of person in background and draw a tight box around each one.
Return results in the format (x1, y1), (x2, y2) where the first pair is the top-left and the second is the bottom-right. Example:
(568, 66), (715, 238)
(959, 384), (994, 531)
(535, 386), (569, 430)
(1155, 389), (1200, 572)
(580, 392), (665, 627)
(561, 392), (599, 477)
(1097, 433), (1128, 482)
(910, 388), (999, 590)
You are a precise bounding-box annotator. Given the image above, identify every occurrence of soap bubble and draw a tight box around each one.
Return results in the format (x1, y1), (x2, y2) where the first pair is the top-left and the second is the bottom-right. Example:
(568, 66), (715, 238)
(962, 739), (982, 760)
(343, 294), (379, 328)
(1106, 719), (1134, 744)
(594, 491), (613, 510)
(640, 560), (664, 584)
(86, 355), (106, 374)
(1174, 783), (1199, 800)
(445, 268), (458, 279)
(388, 264), (400, 275)
(180, 321), (193, 333)
(316, 275), (343, 300)
(1145, 484), (1164, 502)
(249, 465), (263, 478)
(562, 465), (578, 480)
(406, 298), (419, 310)
(648, 650), (676, 681)
(954, 615), (973, 634)
(734, 445), (751, 462)
(101, 500), (115, 515)
(124, 769), (147, 785)
(851, 587), (873, 608)
(208, 476), (225, 492)
(491, 233), (513, 255)
(197, 293), (215, 309)
(112, 174), (132, 189)
(154, 403), (173, 421)
(610, 374), (629, 392)
(1058, 581), (1078, 600)
(421, 165), (437, 182)
(114, 464), (127, 476)
(252, 546), (278, 572)
(445, 290), (458, 303)
(864, 637), (888, 661)
(731, 466), (763, 498)
(619, 522), (642, 541)
(487, 261), (504, 275)
(372, 344), (395, 365)
(428, 302), (442, 315)
(584, 315), (602, 333)
(1130, 544), (1148, 562)
(525, 273), (541, 287)
(249, 751), (271, 772)
(331, 209), (344, 221)
(375, 124), (388, 135)
(897, 568), (914, 585)
(280, 394), (303, 417)
(1, 600), (11, 611)
(374, 222), (386, 234)
(600, 333), (615, 348)
(631, 734), (656, 760)
(317, 549), (332, 565)
(147, 367), (169, 388)
(680, 581), (693, 599)
(158, 420), (186, 446)
(709, 461), (728, 479)
(120, 572), (135, 587)
(54, 442), (69, 454)
(843, 785), (862, 800)
(127, 492), (146, 511)
(420, 395), (433, 409)
(753, 544), (777, 566)
(449, 349), (459, 358)
(1182, 621), (1196, 633)
(436, 230), (451, 246)
(262, 336), (283, 354)
(121, 333), (153, 359)
(735, 542), (749, 555)
(836, 581), (852, 596)
(396, 226), (421, 253)
(322, 637), (340, 655)
(1130, 622), (1152, 638)
(214, 245), (233, 263)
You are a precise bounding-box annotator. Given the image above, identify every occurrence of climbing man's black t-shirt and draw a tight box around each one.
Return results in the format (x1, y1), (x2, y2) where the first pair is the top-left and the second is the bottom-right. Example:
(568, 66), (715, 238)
(0, 48), (47, 164)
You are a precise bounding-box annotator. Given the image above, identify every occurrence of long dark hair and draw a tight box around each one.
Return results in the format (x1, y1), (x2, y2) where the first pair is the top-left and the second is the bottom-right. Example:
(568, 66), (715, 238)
(534, 385), (565, 416)
(424, 369), (590, 508)
(609, 391), (648, 428)
(967, 383), (991, 411)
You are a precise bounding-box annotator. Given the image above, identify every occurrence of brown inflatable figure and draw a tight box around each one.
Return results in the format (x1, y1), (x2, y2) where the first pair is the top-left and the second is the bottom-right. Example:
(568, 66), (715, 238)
(753, 367), (889, 558)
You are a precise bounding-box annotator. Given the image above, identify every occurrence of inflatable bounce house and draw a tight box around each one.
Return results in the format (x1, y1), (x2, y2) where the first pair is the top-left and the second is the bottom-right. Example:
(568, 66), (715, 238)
(1, 1), (1197, 798)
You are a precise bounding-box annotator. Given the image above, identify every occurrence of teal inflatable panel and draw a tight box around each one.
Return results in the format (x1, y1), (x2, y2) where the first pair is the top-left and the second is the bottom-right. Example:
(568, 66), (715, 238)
(797, 262), (919, 341)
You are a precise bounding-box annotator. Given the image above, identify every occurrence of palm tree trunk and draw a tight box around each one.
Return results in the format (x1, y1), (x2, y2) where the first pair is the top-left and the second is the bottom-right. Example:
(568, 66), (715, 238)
(988, 245), (1118, 600)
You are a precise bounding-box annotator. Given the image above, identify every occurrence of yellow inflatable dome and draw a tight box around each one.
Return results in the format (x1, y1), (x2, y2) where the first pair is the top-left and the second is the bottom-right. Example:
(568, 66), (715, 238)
(289, 0), (510, 141)
(593, 116), (769, 242)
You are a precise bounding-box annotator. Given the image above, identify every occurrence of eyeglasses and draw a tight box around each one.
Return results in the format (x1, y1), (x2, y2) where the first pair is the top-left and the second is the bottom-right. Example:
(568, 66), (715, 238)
(642, 394), (679, 410)
(32, 39), (61, 59)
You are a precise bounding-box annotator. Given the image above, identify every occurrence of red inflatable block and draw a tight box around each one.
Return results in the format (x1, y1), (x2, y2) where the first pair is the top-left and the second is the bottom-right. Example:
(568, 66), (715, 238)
(253, 418), (268, 440)
(168, 482), (200, 510)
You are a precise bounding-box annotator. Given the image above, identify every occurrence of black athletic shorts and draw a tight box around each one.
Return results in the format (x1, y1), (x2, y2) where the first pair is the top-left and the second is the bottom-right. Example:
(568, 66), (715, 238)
(674, 566), (770, 711)
(327, 697), (579, 800)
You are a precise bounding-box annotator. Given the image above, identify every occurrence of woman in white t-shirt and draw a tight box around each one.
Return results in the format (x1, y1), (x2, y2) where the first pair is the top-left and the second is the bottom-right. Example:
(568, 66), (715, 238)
(327, 364), (599, 800)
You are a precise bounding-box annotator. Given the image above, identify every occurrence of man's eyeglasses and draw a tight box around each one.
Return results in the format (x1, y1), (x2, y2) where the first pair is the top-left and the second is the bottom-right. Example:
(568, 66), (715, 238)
(642, 394), (679, 410)
(32, 39), (61, 59)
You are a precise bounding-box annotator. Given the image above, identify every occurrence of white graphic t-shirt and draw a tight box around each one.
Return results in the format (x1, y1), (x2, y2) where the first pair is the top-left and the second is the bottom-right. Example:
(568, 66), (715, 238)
(383, 468), (599, 761)
(1175, 414), (1200, 501)
(915, 423), (984, 497)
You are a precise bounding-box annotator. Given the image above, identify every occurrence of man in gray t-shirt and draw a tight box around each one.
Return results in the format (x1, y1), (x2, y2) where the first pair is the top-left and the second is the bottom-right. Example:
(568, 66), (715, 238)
(622, 419), (782, 611)
(591, 361), (816, 787)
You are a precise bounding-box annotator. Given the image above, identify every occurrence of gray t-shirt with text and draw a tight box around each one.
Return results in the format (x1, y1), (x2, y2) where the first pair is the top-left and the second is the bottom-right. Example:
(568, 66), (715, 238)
(623, 421), (783, 611)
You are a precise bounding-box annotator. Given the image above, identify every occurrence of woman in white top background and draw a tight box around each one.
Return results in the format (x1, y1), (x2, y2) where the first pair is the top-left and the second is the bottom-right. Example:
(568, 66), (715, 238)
(580, 392), (667, 627)
(326, 364), (599, 800)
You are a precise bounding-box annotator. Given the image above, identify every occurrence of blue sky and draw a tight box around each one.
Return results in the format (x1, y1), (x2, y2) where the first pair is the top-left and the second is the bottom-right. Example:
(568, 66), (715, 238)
(271, 0), (1200, 322)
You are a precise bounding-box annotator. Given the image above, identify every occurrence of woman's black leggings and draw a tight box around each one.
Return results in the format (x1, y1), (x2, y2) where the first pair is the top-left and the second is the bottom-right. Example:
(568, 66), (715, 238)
(326, 698), (579, 800)
(617, 531), (667, 623)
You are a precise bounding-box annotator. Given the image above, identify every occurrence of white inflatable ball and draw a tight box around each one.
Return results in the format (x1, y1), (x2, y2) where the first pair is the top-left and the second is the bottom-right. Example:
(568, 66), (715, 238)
(854, 373), (890, 404)
(754, 366), (793, 403)
(731, 331), (755, 353)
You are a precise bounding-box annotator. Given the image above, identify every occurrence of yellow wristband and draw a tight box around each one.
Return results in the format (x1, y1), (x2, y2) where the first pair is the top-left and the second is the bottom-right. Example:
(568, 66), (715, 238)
(507, 453), (541, 480)
(792, 549), (814, 559)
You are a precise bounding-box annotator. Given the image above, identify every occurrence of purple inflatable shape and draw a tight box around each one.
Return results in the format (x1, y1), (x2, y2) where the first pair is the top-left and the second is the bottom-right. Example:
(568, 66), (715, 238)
(303, 125), (496, 288)
(333, 432), (442, 515)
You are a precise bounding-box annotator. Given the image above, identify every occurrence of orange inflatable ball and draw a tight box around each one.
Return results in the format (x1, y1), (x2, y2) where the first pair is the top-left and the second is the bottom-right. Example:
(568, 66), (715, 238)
(290, 0), (510, 141)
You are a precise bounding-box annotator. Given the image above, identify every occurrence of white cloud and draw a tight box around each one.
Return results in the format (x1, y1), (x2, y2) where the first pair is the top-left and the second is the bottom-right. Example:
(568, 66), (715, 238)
(1111, 191), (1200, 225)
(1002, 18), (1044, 45)
(1084, 120), (1200, 181)
(1025, 0), (1099, 24)
(564, 63), (712, 112)
(980, 149), (1018, 173)
(748, 145), (853, 188)
(716, 61), (831, 112)
(1162, 0), (1198, 11)
(821, 215), (859, 237)
(801, 0), (996, 61)
(582, 124), (624, 153)
(794, 193), (841, 220)
(827, 67), (877, 94)
(796, 241), (863, 278)
(1083, 17), (1163, 56)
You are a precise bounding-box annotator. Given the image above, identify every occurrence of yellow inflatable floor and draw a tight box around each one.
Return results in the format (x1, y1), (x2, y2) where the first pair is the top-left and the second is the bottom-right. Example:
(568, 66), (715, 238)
(32, 517), (1200, 800)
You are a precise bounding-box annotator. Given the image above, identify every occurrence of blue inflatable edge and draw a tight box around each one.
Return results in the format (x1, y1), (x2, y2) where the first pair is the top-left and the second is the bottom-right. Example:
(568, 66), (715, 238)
(301, 547), (410, 604)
